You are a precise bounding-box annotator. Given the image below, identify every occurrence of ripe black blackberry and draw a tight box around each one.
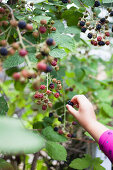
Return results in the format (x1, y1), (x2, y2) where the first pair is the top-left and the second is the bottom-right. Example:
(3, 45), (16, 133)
(98, 41), (105, 46)
(94, 1), (100, 7)
(58, 117), (62, 122)
(18, 21), (26, 29)
(67, 100), (74, 107)
(62, 0), (68, 3)
(96, 24), (101, 30)
(46, 66), (52, 72)
(87, 33), (92, 39)
(0, 47), (8, 56)
(80, 21), (85, 27)
(81, 27), (87, 33)
(100, 18), (105, 23)
(46, 38), (54, 46)
(110, 11), (113, 16)
(49, 112), (53, 117)
(54, 127), (58, 131)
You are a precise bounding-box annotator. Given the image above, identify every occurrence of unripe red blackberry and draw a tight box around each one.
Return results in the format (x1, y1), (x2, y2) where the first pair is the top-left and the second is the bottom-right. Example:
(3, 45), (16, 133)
(51, 27), (56, 31)
(2, 21), (8, 26)
(0, 47), (8, 56)
(13, 72), (20, 80)
(39, 26), (47, 34)
(0, 40), (7, 46)
(18, 21), (26, 29)
(42, 104), (47, 110)
(19, 49), (28, 57)
(49, 83), (54, 89)
(40, 19), (47, 25)
(72, 121), (77, 125)
(32, 31), (39, 38)
(93, 41), (97, 46)
(26, 24), (33, 31)
(48, 102), (53, 108)
(0, 7), (5, 14)
(46, 90), (52, 95)
(105, 32), (110, 37)
(8, 48), (15, 55)
(12, 42), (20, 50)
(67, 134), (71, 138)
(40, 85), (46, 90)
(52, 78), (57, 83)
(54, 92), (60, 98)
(106, 41), (110, 45)
(51, 60), (57, 66)
(58, 129), (63, 135)
(10, 20), (18, 27)
(21, 69), (29, 78)
(37, 62), (47, 71)
(97, 36), (102, 41)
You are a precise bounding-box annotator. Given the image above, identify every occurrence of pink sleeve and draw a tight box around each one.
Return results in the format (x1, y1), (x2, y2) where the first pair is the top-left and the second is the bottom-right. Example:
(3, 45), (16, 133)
(99, 130), (113, 163)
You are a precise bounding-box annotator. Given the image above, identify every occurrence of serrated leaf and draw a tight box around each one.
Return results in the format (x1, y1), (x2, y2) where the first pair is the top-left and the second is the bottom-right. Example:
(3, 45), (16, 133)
(103, 0), (113, 3)
(69, 157), (91, 169)
(53, 20), (64, 33)
(42, 126), (67, 142)
(72, 0), (82, 7)
(50, 48), (66, 59)
(64, 26), (80, 34)
(0, 96), (8, 115)
(82, 0), (95, 6)
(46, 141), (67, 161)
(3, 53), (24, 69)
(0, 117), (45, 154)
(101, 103), (113, 117)
(50, 32), (75, 51)
(32, 16), (51, 23)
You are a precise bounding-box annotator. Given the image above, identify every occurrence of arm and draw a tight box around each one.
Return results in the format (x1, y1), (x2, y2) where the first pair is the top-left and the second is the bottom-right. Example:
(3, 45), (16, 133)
(66, 95), (113, 163)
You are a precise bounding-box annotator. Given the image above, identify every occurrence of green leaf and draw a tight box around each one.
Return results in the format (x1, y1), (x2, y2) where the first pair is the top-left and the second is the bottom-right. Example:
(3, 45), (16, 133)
(72, 0), (82, 7)
(101, 103), (113, 117)
(46, 141), (67, 161)
(42, 126), (67, 142)
(0, 96), (8, 115)
(50, 32), (75, 51)
(50, 48), (66, 59)
(27, 0), (46, 3)
(82, 0), (95, 6)
(69, 155), (91, 169)
(75, 68), (85, 81)
(53, 20), (65, 33)
(3, 53), (24, 69)
(32, 16), (51, 23)
(14, 81), (26, 91)
(64, 26), (80, 34)
(103, 0), (113, 3)
(0, 159), (14, 170)
(0, 117), (45, 154)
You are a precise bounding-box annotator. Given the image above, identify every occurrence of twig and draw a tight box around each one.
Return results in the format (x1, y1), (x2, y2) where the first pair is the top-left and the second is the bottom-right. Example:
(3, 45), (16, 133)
(0, 26), (11, 36)
(22, 37), (37, 47)
(31, 152), (40, 170)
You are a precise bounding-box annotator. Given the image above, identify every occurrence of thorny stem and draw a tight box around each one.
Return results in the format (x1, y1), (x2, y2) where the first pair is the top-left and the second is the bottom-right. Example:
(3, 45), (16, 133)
(47, 73), (49, 91)
(0, 26), (11, 36)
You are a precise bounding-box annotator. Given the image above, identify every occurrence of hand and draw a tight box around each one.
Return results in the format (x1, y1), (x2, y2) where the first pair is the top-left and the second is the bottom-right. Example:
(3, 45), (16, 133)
(66, 95), (97, 129)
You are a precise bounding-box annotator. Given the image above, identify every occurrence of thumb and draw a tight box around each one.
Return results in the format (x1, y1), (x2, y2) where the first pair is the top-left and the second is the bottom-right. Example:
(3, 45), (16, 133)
(66, 104), (79, 119)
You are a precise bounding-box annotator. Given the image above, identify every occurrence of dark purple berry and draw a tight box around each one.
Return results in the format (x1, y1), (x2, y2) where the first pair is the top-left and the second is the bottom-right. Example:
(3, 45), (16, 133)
(80, 21), (85, 27)
(46, 66), (53, 72)
(62, 0), (68, 3)
(81, 27), (87, 33)
(94, 1), (100, 7)
(87, 33), (92, 39)
(72, 121), (77, 125)
(49, 112), (53, 117)
(67, 134), (71, 138)
(46, 38), (54, 46)
(18, 21), (26, 29)
(67, 100), (74, 107)
(100, 18), (105, 23)
(110, 11), (113, 16)
(69, 87), (73, 91)
(71, 134), (76, 138)
(49, 83), (54, 89)
(54, 127), (58, 131)
(98, 41), (105, 46)
(58, 117), (62, 122)
(0, 47), (8, 56)
(96, 24), (101, 30)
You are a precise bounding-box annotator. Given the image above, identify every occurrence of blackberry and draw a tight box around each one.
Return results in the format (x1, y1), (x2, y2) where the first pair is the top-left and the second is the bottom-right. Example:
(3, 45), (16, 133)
(18, 21), (26, 29)
(0, 47), (8, 56)
(46, 38), (54, 46)
(71, 134), (76, 138)
(46, 66), (53, 72)
(100, 18), (105, 23)
(81, 27), (87, 33)
(62, 0), (68, 3)
(49, 112), (53, 117)
(94, 1), (100, 7)
(54, 127), (58, 131)
(98, 41), (105, 46)
(67, 100), (74, 107)
(110, 11), (113, 16)
(112, 26), (113, 32)
(87, 33), (92, 39)
(80, 21), (85, 27)
(96, 24), (101, 30)
(58, 117), (62, 122)
(49, 83), (54, 89)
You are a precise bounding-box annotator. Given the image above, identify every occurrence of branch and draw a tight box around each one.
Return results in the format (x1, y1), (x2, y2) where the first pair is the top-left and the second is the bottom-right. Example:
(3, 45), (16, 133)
(31, 152), (40, 170)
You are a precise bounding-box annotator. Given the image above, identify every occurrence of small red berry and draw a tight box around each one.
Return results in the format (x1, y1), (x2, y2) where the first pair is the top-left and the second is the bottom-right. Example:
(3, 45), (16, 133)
(105, 32), (110, 37)
(48, 102), (53, 108)
(106, 41), (110, 45)
(51, 60), (57, 66)
(91, 40), (94, 45)
(0, 7), (5, 14)
(58, 129), (63, 135)
(72, 121), (77, 125)
(46, 90), (52, 95)
(19, 49), (28, 57)
(40, 19), (47, 25)
(67, 134), (71, 138)
(21, 70), (29, 78)
(54, 93), (60, 98)
(37, 62), (47, 71)
(40, 85), (46, 90)
(13, 72), (20, 80)
(93, 41), (97, 46)
(42, 104), (47, 110)
(97, 36), (102, 41)
(39, 26), (47, 34)
(26, 24), (33, 31)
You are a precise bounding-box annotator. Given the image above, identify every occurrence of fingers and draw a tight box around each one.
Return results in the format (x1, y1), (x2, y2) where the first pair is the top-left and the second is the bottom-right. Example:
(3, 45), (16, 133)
(66, 104), (79, 119)
(71, 95), (90, 106)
